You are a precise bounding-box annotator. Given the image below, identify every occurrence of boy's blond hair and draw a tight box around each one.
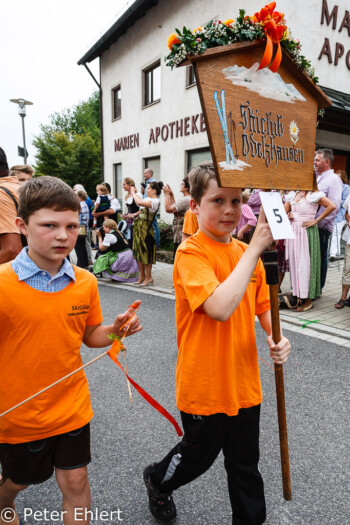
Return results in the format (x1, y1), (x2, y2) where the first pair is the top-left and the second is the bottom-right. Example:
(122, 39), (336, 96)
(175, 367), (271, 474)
(188, 162), (217, 203)
(10, 164), (35, 177)
(18, 176), (79, 224)
(103, 219), (118, 230)
(96, 184), (108, 195)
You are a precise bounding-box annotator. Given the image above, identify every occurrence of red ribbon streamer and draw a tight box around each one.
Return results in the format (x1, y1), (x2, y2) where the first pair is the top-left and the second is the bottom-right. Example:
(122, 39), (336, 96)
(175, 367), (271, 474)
(258, 33), (273, 70)
(107, 350), (183, 437)
(269, 41), (282, 72)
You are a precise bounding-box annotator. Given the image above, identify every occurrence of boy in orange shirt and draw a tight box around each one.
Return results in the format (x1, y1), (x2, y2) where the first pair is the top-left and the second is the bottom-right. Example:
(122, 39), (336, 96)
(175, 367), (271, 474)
(144, 163), (290, 524)
(0, 176), (141, 525)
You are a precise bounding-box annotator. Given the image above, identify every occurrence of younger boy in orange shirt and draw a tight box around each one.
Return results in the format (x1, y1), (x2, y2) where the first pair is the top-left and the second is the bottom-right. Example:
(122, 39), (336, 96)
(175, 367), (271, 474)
(0, 176), (141, 525)
(144, 162), (290, 524)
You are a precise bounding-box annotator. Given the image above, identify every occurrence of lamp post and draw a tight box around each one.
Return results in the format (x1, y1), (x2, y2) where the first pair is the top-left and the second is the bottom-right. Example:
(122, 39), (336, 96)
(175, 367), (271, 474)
(10, 98), (33, 163)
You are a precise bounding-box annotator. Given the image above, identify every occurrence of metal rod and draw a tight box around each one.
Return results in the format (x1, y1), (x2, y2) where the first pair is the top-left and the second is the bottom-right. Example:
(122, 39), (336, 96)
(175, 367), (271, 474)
(21, 115), (27, 163)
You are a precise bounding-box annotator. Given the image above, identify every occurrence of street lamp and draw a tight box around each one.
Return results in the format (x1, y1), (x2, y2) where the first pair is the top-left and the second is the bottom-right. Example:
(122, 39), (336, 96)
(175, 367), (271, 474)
(10, 98), (33, 163)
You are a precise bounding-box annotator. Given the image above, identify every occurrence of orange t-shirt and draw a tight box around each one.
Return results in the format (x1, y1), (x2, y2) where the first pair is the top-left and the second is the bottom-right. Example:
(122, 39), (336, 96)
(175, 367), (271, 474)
(173, 231), (270, 416)
(0, 264), (103, 443)
(0, 177), (21, 235)
(182, 209), (198, 237)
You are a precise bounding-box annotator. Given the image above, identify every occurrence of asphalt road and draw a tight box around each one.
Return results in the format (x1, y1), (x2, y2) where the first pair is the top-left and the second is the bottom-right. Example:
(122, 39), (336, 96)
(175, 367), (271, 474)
(15, 285), (349, 525)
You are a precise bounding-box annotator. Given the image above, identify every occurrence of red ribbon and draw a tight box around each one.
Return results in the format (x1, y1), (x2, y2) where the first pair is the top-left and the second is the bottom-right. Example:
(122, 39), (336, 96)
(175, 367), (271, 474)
(253, 2), (286, 73)
(108, 349), (183, 437)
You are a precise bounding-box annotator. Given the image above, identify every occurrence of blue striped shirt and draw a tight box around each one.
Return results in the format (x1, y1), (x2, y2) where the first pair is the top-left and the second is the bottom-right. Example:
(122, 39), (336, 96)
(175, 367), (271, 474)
(11, 248), (76, 292)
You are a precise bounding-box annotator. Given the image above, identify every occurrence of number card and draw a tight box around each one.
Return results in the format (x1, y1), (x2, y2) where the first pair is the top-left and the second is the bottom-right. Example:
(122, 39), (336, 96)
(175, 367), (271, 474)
(260, 192), (294, 240)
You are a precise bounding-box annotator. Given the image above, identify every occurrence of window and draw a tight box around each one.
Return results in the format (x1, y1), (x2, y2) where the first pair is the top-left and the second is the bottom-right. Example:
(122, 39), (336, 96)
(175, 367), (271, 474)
(186, 65), (196, 87)
(143, 61), (161, 107)
(187, 148), (212, 172)
(113, 163), (123, 208)
(112, 86), (121, 120)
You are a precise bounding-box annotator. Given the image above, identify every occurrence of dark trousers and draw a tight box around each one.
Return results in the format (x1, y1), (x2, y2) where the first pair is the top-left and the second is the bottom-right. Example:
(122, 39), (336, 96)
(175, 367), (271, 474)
(319, 227), (331, 290)
(150, 406), (266, 525)
(75, 235), (89, 268)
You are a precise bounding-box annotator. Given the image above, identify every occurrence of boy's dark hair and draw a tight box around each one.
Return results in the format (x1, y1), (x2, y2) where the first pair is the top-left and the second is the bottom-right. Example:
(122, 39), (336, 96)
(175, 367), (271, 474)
(188, 161), (217, 203)
(18, 176), (80, 223)
(0, 147), (9, 177)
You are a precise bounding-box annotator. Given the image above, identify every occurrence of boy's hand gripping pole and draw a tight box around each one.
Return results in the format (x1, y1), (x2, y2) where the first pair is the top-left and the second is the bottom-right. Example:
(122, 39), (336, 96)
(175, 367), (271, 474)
(262, 249), (292, 501)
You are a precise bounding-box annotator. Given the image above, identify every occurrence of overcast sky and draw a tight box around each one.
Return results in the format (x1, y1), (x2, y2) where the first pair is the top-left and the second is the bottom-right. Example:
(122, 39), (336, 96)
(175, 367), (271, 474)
(1, 0), (132, 168)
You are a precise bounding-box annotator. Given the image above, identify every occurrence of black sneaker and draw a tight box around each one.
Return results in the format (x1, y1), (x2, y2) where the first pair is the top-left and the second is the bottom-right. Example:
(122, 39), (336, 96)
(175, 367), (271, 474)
(143, 464), (177, 524)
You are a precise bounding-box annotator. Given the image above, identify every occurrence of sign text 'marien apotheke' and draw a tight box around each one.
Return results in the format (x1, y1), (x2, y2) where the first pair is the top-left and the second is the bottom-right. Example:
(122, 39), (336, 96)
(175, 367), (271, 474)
(114, 113), (206, 152)
(318, 0), (350, 69)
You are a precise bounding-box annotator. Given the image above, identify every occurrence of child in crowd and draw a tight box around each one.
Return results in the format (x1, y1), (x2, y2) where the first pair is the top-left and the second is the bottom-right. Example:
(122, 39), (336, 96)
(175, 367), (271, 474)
(143, 162), (291, 525)
(93, 184), (112, 227)
(233, 189), (257, 243)
(0, 176), (141, 525)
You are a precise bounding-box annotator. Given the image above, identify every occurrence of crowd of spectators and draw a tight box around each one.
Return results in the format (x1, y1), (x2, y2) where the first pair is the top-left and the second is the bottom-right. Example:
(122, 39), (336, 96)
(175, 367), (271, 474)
(1, 146), (349, 310)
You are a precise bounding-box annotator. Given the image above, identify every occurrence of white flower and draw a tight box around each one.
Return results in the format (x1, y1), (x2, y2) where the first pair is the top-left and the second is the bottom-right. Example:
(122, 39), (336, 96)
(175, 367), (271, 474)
(289, 120), (299, 144)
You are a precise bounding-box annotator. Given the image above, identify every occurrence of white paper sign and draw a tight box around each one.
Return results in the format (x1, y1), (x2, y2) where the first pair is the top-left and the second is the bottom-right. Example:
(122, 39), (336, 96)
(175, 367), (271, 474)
(259, 192), (294, 240)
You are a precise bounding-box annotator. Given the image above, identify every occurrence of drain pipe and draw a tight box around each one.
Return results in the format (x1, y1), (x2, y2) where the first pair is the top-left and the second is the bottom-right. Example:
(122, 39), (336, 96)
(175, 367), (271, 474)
(83, 63), (104, 181)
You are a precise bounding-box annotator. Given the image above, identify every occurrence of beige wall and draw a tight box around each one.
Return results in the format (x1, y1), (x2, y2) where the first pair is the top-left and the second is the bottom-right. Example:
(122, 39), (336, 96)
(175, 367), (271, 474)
(99, 0), (350, 219)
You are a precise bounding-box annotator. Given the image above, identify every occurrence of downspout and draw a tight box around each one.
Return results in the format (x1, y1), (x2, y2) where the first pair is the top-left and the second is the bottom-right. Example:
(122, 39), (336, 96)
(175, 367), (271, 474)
(83, 63), (104, 182)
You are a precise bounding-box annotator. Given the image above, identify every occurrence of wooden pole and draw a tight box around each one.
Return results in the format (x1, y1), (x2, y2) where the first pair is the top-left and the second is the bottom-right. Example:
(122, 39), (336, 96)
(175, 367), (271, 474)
(263, 250), (292, 501)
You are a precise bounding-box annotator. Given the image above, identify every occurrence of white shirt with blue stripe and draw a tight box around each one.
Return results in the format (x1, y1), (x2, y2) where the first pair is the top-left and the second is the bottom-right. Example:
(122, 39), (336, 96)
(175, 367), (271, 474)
(11, 248), (76, 293)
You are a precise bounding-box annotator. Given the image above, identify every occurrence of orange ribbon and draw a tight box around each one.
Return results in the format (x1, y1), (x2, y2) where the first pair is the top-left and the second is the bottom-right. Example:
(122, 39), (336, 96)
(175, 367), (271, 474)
(107, 302), (183, 437)
(253, 2), (286, 72)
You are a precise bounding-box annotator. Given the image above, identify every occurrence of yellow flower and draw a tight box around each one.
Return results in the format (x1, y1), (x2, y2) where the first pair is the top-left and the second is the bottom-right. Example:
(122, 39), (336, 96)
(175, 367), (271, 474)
(167, 33), (181, 50)
(193, 26), (203, 34)
(224, 18), (235, 27)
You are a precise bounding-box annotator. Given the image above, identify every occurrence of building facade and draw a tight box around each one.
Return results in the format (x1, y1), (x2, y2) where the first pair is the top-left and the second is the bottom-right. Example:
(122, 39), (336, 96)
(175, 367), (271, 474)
(79, 0), (350, 221)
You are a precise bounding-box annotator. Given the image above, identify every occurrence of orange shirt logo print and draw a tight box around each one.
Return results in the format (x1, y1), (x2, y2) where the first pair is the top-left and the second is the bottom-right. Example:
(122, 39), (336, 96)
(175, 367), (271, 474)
(68, 304), (90, 316)
(250, 272), (257, 284)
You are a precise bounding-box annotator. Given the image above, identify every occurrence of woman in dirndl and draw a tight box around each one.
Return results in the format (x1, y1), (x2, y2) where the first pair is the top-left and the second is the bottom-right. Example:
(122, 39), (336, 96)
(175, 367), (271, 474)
(93, 219), (139, 282)
(131, 181), (163, 286)
(284, 188), (335, 312)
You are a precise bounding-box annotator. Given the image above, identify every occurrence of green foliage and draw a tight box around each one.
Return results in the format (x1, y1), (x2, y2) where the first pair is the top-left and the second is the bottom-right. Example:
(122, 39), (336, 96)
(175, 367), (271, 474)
(33, 92), (101, 196)
(158, 220), (174, 251)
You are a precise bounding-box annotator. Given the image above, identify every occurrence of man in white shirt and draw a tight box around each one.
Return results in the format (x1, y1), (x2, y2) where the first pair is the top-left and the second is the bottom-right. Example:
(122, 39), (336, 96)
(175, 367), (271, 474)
(314, 148), (342, 290)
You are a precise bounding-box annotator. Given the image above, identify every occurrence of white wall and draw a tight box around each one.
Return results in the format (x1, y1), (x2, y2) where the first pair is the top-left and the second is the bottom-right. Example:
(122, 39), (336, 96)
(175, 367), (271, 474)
(100, 0), (350, 220)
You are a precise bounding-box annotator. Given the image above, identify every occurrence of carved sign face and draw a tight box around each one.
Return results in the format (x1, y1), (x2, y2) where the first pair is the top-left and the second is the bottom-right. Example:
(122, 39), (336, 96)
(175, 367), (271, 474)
(192, 42), (329, 190)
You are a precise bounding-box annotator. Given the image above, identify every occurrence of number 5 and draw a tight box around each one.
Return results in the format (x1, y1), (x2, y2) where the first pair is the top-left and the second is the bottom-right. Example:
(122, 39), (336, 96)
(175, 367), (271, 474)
(273, 209), (283, 223)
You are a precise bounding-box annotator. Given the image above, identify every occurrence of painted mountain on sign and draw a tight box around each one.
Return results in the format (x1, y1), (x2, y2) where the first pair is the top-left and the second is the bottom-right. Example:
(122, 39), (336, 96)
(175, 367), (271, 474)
(221, 63), (306, 104)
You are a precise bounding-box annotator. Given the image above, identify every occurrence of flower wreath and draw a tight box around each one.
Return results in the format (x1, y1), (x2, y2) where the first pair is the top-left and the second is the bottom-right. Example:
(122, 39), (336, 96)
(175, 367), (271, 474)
(165, 2), (318, 85)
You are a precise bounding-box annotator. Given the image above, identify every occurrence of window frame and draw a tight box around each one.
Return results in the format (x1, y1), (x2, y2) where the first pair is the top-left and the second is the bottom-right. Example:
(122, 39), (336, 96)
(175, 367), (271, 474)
(143, 60), (161, 108)
(112, 85), (121, 121)
(186, 65), (196, 88)
(113, 163), (123, 209)
(186, 147), (212, 174)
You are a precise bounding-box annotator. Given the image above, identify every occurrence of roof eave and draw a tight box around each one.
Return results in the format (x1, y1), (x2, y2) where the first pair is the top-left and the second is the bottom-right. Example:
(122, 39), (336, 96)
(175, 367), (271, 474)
(78, 0), (158, 65)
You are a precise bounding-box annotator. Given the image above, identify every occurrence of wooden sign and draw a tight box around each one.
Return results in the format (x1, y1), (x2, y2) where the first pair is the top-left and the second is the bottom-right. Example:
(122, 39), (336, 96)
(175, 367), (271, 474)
(185, 40), (332, 191)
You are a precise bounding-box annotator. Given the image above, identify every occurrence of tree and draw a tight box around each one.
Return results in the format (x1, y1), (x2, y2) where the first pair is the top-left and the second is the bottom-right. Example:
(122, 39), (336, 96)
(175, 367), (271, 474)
(33, 92), (101, 196)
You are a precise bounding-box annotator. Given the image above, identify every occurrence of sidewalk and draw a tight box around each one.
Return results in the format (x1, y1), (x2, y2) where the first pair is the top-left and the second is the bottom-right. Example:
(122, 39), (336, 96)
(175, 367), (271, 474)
(101, 258), (350, 344)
